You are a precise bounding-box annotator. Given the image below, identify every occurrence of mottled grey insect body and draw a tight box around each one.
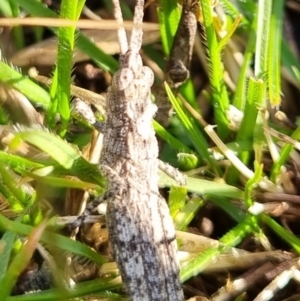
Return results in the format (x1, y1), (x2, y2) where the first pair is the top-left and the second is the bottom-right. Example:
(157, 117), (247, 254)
(99, 1), (184, 300)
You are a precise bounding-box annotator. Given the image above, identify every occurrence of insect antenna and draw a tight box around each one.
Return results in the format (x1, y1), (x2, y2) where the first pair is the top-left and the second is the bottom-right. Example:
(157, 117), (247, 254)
(112, 0), (128, 55)
(129, 0), (144, 53)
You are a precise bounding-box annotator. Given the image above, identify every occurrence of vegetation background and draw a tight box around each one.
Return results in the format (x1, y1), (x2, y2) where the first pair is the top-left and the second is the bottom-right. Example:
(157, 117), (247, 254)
(0, 0), (300, 300)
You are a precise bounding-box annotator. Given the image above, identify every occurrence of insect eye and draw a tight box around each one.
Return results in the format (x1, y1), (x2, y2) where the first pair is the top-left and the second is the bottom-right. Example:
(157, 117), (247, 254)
(113, 68), (134, 90)
(142, 67), (154, 86)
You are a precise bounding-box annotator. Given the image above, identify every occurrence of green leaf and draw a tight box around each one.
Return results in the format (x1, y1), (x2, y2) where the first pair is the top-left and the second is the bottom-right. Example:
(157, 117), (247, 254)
(0, 61), (50, 108)
(158, 0), (180, 56)
(47, 0), (84, 134)
(0, 231), (17, 282)
(164, 82), (220, 173)
(0, 215), (106, 265)
(11, 129), (81, 169)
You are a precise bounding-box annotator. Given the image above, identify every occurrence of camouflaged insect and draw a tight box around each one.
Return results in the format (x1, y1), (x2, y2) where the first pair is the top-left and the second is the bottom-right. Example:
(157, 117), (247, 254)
(76, 1), (185, 300)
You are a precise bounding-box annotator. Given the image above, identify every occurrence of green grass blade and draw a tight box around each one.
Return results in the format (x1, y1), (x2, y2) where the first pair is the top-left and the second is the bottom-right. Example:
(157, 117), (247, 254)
(200, 0), (230, 138)
(271, 125), (300, 181)
(159, 172), (244, 200)
(232, 13), (257, 109)
(0, 214), (106, 265)
(169, 185), (188, 217)
(157, 0), (180, 56)
(262, 215), (300, 254)
(164, 82), (219, 172)
(10, 128), (106, 187)
(6, 277), (122, 301)
(237, 77), (264, 141)
(255, 0), (272, 80)
(11, 129), (81, 169)
(173, 197), (204, 231)
(244, 161), (263, 208)
(0, 162), (26, 208)
(0, 61), (50, 108)
(217, 15), (242, 53)
(208, 194), (245, 222)
(228, 77), (265, 184)
(0, 0), (13, 15)
(268, 0), (284, 106)
(47, 0), (83, 134)
(220, 0), (250, 26)
(153, 120), (193, 154)
(24, 172), (99, 190)
(180, 215), (253, 282)
(0, 220), (48, 299)
(0, 231), (17, 282)
(0, 152), (44, 171)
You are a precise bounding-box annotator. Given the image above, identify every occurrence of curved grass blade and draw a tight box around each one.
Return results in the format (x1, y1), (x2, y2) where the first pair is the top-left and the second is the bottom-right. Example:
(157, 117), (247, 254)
(180, 215), (254, 282)
(0, 61), (50, 108)
(0, 214), (106, 265)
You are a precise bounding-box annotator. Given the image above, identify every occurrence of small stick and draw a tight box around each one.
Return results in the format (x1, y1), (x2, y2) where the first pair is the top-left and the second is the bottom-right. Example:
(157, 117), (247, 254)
(166, 0), (198, 87)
